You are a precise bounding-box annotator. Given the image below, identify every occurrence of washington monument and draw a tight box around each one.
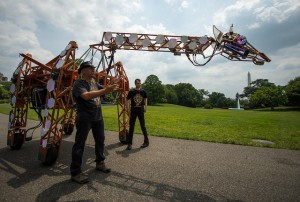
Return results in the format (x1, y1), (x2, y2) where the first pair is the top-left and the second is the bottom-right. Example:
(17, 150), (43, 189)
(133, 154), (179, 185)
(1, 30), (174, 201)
(247, 72), (251, 87)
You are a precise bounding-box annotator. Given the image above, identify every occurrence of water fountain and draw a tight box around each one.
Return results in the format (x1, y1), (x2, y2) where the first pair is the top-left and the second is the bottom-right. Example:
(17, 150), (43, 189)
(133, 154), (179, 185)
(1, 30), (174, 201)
(229, 92), (244, 110)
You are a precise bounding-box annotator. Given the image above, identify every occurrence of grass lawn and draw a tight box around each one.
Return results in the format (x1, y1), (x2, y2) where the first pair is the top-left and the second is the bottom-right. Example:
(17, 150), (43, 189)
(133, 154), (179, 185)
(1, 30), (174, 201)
(1, 103), (300, 150)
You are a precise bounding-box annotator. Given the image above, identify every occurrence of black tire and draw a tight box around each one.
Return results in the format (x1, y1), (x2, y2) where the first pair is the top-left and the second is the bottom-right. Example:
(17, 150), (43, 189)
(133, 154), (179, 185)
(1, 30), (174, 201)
(10, 132), (24, 150)
(43, 144), (59, 166)
(119, 129), (128, 144)
(63, 123), (74, 135)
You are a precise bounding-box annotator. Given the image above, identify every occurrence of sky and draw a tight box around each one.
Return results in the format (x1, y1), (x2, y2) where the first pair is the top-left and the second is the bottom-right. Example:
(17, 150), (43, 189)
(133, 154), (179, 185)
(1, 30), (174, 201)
(0, 0), (300, 98)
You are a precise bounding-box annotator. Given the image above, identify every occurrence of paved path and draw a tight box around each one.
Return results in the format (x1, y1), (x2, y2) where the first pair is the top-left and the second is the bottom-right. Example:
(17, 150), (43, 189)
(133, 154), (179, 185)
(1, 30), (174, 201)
(0, 113), (299, 201)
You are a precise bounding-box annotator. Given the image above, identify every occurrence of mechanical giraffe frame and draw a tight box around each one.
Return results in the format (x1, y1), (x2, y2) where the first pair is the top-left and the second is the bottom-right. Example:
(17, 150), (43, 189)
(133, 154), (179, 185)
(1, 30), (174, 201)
(7, 25), (271, 165)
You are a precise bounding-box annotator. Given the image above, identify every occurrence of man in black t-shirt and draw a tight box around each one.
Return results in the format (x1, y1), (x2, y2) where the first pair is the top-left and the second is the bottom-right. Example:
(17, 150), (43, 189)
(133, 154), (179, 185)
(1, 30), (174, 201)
(126, 78), (149, 150)
(70, 61), (119, 184)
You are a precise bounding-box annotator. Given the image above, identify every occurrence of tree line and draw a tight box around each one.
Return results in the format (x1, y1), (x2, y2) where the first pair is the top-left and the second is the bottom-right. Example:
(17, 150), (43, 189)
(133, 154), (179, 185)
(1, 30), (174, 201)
(1, 75), (299, 109)
(140, 74), (300, 110)
(0, 82), (11, 103)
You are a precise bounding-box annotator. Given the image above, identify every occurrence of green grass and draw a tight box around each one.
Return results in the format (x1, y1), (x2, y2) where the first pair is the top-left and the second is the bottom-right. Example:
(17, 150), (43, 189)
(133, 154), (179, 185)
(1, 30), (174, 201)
(1, 104), (300, 150)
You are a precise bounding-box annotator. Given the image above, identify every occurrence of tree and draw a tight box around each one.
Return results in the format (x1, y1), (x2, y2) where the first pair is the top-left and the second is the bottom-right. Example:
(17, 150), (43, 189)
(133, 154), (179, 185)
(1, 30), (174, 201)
(250, 86), (288, 110)
(226, 97), (237, 108)
(164, 84), (178, 104)
(198, 89), (209, 98)
(285, 76), (300, 106)
(1, 81), (12, 92)
(208, 92), (228, 108)
(142, 75), (164, 105)
(0, 81), (11, 100)
(0, 85), (9, 100)
(174, 83), (201, 107)
(198, 89), (209, 106)
(242, 79), (275, 98)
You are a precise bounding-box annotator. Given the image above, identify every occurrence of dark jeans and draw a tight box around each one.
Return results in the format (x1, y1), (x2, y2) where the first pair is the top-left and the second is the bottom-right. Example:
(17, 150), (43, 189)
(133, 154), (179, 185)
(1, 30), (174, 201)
(70, 119), (105, 176)
(127, 108), (149, 145)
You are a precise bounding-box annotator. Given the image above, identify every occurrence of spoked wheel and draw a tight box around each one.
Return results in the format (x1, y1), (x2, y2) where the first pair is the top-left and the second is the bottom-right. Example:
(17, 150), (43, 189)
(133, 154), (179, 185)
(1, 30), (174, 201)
(119, 129), (128, 144)
(43, 144), (59, 166)
(10, 132), (24, 150)
(63, 123), (74, 135)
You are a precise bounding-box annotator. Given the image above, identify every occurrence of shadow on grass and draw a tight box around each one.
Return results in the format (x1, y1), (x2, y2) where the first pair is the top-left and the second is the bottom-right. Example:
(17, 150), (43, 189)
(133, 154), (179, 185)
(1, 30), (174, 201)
(253, 107), (300, 112)
(149, 103), (166, 107)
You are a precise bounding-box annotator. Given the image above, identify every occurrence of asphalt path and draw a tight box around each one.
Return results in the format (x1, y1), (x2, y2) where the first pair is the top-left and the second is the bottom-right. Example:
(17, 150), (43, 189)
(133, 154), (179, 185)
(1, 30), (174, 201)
(0, 113), (299, 202)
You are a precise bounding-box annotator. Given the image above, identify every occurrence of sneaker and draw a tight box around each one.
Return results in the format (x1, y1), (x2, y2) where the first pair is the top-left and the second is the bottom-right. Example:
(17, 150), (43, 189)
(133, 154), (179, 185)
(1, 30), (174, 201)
(71, 172), (89, 184)
(126, 144), (132, 150)
(96, 161), (111, 173)
(140, 143), (149, 148)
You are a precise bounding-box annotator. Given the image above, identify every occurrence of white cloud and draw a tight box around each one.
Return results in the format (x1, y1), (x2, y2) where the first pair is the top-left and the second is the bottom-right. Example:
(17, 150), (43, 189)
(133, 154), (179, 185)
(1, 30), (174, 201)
(0, 20), (53, 75)
(0, 21), (39, 53)
(181, 1), (189, 8)
(0, 0), (299, 99)
(212, 0), (260, 28)
(0, 1), (38, 30)
(211, 0), (300, 32)
(121, 22), (171, 35)
(164, 0), (189, 11)
(248, 22), (261, 29)
(267, 42), (300, 81)
(164, 0), (178, 5)
(232, 42), (300, 94)
(254, 0), (300, 23)
(0, 0), (145, 77)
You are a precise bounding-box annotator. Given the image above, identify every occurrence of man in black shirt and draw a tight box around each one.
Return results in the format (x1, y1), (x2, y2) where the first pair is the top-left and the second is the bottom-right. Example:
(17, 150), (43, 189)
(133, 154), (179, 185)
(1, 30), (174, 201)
(70, 61), (119, 184)
(126, 78), (149, 150)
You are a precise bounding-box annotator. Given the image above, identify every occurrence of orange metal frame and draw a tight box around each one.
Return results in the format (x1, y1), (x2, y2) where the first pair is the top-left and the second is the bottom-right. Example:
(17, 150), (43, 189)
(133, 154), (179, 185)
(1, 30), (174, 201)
(7, 26), (271, 165)
(8, 41), (79, 164)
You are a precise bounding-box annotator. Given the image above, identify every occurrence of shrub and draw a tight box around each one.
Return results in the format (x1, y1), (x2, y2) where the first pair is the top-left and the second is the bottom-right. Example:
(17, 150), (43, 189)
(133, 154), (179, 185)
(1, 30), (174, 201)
(0, 99), (10, 104)
(203, 104), (213, 109)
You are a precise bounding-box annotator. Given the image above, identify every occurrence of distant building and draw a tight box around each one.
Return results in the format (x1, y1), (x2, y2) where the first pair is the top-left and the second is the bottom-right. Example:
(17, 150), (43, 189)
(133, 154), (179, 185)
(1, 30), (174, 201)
(0, 72), (9, 82)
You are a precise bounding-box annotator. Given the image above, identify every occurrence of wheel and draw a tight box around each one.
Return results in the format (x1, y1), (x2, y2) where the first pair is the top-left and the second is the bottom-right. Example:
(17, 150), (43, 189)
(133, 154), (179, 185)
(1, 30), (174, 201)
(10, 132), (24, 150)
(63, 123), (74, 135)
(119, 129), (128, 144)
(43, 144), (59, 166)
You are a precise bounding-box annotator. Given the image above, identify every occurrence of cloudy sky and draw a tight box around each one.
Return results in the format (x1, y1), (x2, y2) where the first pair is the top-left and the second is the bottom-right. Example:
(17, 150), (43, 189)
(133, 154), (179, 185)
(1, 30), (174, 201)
(1, 0), (299, 98)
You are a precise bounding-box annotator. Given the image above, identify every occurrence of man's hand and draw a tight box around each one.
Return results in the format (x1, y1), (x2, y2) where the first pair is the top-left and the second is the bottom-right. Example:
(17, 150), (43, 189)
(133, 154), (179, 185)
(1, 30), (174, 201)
(81, 84), (119, 100)
(106, 83), (119, 92)
(111, 77), (121, 85)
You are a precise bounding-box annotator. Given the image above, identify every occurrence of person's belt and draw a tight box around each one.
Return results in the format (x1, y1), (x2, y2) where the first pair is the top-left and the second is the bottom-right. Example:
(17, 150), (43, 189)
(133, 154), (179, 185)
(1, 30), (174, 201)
(92, 106), (101, 109)
(82, 105), (101, 109)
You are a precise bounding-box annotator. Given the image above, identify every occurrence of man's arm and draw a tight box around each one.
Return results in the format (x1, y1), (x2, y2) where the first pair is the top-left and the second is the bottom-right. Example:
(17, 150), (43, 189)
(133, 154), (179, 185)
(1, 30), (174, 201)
(80, 84), (118, 101)
(144, 98), (147, 112)
(127, 99), (131, 113)
(126, 91), (131, 112)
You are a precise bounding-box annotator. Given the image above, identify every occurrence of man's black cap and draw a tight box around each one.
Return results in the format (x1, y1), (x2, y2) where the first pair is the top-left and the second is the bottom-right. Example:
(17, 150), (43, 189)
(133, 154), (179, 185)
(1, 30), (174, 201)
(78, 61), (95, 74)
